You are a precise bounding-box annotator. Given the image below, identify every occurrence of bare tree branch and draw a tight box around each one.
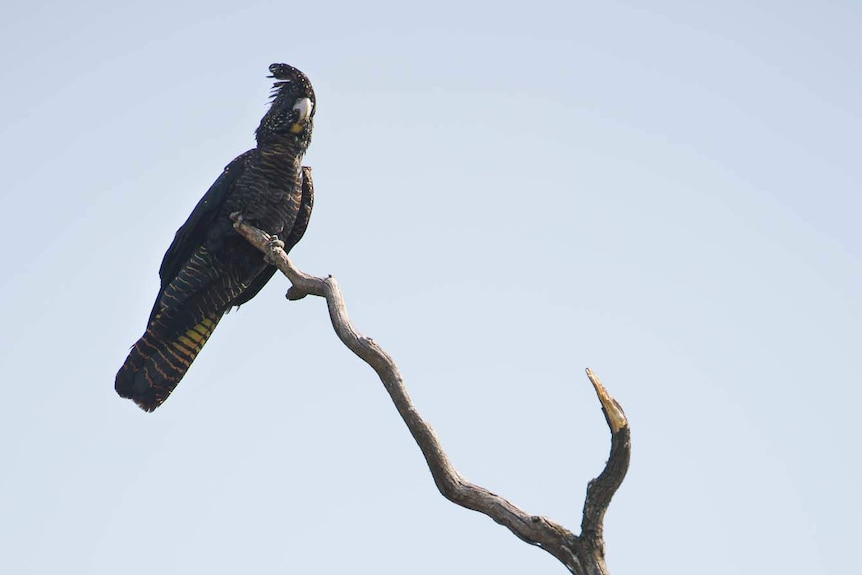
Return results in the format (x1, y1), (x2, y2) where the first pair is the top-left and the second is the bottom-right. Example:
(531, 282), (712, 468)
(232, 215), (631, 575)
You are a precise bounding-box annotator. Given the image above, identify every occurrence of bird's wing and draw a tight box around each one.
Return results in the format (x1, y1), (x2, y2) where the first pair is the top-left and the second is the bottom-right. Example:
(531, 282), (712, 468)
(283, 166), (315, 252)
(228, 165), (314, 308)
(158, 150), (254, 290)
(145, 150), (254, 324)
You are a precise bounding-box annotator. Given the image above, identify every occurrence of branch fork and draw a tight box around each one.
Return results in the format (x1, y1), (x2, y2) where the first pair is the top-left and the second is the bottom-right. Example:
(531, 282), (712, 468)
(232, 215), (631, 575)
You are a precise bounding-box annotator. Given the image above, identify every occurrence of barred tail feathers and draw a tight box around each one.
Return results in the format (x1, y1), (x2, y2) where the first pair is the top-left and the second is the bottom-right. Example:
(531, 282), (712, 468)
(115, 313), (222, 412)
(117, 244), (263, 411)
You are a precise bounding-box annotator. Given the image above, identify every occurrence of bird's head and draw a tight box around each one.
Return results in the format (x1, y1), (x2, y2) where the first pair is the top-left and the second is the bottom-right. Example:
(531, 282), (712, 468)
(255, 63), (316, 150)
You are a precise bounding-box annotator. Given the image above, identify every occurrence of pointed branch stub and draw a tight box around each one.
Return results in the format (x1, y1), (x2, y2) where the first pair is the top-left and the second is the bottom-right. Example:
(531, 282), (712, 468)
(586, 368), (628, 433)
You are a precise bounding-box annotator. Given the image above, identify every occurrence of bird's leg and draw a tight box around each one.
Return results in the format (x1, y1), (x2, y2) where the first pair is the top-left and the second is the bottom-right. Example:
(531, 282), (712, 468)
(231, 211), (285, 264)
(267, 224), (286, 252)
(264, 236), (285, 264)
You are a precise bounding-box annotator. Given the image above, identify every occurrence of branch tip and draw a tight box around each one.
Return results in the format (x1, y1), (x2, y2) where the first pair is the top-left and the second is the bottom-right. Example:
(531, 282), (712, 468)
(586, 368), (627, 434)
(286, 286), (308, 300)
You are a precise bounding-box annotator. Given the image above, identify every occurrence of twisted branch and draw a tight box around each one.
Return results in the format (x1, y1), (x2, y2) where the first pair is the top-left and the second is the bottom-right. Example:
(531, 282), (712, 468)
(233, 216), (631, 574)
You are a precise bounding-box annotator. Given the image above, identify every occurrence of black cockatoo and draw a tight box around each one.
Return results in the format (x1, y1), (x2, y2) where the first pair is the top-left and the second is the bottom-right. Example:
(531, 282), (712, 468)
(116, 63), (316, 411)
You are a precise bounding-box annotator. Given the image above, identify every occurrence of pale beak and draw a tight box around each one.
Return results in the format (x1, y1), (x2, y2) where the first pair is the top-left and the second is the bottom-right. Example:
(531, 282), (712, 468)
(293, 98), (313, 123)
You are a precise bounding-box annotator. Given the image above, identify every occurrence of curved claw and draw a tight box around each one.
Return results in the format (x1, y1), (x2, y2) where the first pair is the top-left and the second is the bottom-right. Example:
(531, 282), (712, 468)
(267, 237), (285, 250)
(264, 236), (285, 266)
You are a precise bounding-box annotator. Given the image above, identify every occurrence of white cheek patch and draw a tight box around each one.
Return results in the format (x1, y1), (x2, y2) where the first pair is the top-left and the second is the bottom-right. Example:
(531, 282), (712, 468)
(293, 98), (313, 123)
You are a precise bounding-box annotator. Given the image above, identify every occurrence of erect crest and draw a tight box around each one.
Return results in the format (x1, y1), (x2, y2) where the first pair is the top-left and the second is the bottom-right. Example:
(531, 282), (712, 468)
(267, 63), (316, 114)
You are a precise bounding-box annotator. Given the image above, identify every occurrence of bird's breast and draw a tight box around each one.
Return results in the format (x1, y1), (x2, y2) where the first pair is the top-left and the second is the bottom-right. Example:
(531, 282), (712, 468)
(226, 155), (303, 238)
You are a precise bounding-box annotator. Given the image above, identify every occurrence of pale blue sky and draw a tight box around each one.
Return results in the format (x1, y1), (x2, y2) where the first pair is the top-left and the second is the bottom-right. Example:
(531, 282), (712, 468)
(1, 1), (859, 573)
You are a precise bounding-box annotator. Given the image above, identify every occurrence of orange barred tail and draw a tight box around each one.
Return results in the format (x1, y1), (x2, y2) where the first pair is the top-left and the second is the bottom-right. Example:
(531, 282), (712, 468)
(115, 314), (222, 412)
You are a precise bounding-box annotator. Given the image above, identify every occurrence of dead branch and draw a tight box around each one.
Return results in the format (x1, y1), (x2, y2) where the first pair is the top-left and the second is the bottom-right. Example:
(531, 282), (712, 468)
(232, 215), (631, 575)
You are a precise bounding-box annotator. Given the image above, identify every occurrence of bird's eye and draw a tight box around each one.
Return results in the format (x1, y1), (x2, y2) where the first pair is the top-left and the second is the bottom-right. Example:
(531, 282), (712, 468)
(293, 98), (313, 123)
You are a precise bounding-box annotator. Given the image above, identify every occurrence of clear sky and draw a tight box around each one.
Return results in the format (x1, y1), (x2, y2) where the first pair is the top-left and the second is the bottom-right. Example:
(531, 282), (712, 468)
(1, 1), (859, 573)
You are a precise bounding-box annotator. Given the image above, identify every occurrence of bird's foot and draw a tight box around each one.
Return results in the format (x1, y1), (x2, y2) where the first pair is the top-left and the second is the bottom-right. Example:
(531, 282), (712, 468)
(266, 237), (285, 251)
(264, 236), (285, 265)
